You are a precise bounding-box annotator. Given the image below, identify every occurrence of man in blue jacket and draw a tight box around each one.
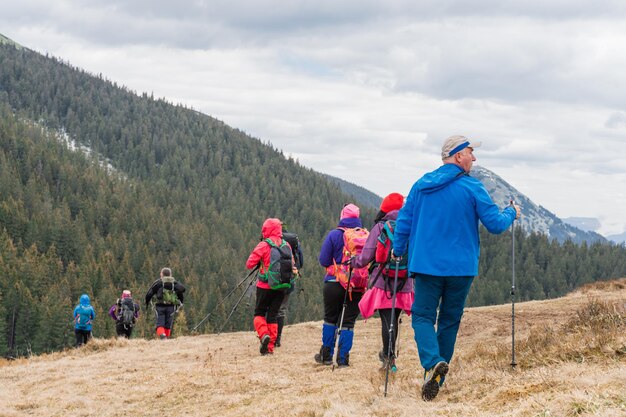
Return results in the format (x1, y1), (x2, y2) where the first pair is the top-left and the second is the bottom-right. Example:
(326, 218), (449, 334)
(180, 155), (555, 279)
(393, 135), (520, 401)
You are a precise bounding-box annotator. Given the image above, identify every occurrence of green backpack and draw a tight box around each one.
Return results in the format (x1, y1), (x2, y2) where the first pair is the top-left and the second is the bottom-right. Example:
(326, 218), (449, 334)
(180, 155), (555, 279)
(260, 239), (294, 290)
(160, 276), (179, 305)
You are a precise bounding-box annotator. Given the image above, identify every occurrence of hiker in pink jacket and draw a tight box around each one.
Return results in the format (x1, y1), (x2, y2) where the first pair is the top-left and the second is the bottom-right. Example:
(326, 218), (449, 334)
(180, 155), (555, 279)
(351, 193), (414, 370)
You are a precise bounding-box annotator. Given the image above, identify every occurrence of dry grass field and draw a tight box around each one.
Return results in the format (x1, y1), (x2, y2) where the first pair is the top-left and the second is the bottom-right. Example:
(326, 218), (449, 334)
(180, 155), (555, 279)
(1, 279), (625, 417)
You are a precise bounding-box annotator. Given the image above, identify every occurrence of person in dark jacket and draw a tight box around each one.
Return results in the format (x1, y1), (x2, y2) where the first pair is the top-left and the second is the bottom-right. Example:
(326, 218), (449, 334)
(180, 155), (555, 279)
(73, 293), (96, 347)
(145, 267), (186, 339)
(109, 290), (140, 338)
(393, 135), (520, 401)
(315, 203), (365, 368)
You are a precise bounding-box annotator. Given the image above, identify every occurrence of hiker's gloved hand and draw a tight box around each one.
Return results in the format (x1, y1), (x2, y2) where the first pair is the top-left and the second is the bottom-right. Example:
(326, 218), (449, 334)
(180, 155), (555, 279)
(390, 250), (402, 262)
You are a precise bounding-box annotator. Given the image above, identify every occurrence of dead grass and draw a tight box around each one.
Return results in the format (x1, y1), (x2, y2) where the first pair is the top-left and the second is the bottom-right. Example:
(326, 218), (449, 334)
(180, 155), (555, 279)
(1, 278), (625, 417)
(464, 295), (626, 371)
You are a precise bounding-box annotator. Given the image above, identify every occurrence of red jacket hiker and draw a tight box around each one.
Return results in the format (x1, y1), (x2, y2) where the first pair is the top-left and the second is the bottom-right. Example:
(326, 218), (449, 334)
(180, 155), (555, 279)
(246, 218), (291, 355)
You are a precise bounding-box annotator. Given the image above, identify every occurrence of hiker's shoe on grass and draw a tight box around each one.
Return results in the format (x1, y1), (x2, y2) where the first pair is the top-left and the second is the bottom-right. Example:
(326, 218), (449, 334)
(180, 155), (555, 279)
(421, 361), (449, 401)
(336, 354), (350, 369)
(259, 334), (271, 355)
(314, 346), (332, 365)
(378, 350), (397, 372)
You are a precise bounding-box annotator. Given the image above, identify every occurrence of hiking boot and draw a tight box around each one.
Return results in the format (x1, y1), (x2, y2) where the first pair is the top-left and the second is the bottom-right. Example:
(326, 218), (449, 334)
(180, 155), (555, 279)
(336, 353), (350, 369)
(259, 334), (270, 355)
(378, 350), (397, 372)
(314, 346), (332, 365)
(421, 361), (449, 401)
(159, 334), (167, 340)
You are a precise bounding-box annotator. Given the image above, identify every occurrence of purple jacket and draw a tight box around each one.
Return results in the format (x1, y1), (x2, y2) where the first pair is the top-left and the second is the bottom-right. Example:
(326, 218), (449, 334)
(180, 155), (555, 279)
(109, 300), (140, 321)
(351, 210), (413, 293)
(319, 217), (363, 282)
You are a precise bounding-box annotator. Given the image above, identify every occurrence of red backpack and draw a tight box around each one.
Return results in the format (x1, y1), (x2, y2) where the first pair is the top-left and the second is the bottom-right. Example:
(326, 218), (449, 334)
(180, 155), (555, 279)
(329, 227), (370, 292)
(374, 220), (409, 280)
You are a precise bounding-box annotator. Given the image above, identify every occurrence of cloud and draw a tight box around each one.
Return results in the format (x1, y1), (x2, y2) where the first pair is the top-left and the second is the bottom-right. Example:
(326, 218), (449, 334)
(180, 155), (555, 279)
(2, 0), (626, 235)
(605, 112), (626, 129)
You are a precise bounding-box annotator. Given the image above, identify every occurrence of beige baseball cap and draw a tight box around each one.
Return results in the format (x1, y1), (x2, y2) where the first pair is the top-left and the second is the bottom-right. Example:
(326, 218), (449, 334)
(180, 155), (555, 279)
(441, 135), (482, 159)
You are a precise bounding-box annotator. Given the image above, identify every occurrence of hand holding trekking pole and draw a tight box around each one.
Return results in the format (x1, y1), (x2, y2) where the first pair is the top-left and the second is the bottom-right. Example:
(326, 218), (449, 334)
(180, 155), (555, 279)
(510, 199), (521, 220)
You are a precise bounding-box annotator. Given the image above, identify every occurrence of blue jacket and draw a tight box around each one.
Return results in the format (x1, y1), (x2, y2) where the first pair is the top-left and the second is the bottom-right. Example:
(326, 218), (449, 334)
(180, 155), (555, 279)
(74, 294), (96, 331)
(393, 163), (516, 277)
(319, 217), (363, 282)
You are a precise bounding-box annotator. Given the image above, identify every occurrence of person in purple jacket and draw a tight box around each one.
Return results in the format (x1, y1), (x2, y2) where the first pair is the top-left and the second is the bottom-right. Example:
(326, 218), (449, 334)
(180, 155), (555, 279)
(314, 203), (364, 368)
(108, 290), (140, 338)
(352, 192), (413, 371)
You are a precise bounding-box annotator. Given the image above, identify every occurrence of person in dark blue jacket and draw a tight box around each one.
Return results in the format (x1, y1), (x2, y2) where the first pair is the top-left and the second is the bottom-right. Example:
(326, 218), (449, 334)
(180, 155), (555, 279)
(314, 203), (364, 367)
(393, 135), (520, 401)
(73, 294), (96, 347)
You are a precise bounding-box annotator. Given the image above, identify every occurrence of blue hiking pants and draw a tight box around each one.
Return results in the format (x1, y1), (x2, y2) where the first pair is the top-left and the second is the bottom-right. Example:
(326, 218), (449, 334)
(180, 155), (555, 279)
(411, 273), (474, 370)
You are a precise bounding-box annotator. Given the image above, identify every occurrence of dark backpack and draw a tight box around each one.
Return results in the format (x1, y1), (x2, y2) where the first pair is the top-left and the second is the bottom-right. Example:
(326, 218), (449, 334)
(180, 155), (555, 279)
(160, 276), (179, 305)
(261, 238), (294, 290)
(374, 220), (409, 280)
(283, 232), (303, 269)
(119, 298), (135, 327)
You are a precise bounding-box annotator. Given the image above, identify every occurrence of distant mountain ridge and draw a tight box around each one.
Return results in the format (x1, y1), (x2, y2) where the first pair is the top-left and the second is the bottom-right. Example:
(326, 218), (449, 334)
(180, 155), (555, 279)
(327, 165), (605, 244)
(323, 174), (382, 210)
(606, 231), (626, 245)
(0, 34), (23, 49)
(472, 166), (607, 244)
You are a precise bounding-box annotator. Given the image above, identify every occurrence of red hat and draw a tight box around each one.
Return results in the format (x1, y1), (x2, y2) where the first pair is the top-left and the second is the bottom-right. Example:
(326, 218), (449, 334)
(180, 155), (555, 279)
(380, 193), (404, 213)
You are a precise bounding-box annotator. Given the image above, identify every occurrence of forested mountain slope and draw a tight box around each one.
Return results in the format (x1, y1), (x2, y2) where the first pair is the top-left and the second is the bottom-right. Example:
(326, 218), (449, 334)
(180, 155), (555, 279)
(1, 41), (626, 357)
(0, 42), (377, 356)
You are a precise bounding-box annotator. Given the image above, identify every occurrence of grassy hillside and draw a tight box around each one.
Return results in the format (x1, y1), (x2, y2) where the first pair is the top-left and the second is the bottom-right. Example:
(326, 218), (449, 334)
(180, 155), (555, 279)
(2, 279), (624, 417)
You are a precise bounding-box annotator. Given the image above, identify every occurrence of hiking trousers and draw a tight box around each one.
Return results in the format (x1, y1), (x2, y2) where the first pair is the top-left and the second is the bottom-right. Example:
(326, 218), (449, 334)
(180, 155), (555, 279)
(255, 287), (285, 323)
(115, 322), (133, 338)
(155, 304), (177, 329)
(323, 281), (363, 329)
(379, 308), (402, 357)
(411, 273), (474, 370)
(75, 329), (91, 347)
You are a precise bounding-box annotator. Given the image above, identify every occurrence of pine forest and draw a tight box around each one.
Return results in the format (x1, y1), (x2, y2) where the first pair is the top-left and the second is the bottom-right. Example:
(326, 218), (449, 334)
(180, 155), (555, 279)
(1, 43), (625, 357)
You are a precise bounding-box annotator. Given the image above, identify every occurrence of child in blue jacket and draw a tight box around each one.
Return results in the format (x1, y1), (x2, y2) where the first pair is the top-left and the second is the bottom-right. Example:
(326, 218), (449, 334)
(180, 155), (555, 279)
(73, 294), (96, 347)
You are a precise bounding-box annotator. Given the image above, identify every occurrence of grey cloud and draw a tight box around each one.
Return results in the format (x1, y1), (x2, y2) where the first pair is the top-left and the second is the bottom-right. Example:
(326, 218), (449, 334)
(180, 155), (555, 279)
(605, 112), (626, 129)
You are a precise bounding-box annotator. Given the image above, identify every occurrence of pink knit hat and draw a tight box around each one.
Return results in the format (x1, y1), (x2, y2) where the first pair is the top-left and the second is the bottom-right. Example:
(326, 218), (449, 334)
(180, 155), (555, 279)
(121, 290), (132, 299)
(340, 203), (360, 219)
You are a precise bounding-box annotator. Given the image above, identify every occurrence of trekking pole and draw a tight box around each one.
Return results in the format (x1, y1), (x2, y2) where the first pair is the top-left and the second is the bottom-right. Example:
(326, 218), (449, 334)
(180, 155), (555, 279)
(217, 270), (259, 335)
(510, 200), (517, 369)
(192, 265), (260, 332)
(384, 258), (400, 397)
(332, 264), (353, 372)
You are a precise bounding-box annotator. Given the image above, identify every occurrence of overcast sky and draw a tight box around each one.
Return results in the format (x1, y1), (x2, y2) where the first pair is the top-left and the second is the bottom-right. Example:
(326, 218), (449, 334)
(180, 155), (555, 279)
(2, 1), (626, 236)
